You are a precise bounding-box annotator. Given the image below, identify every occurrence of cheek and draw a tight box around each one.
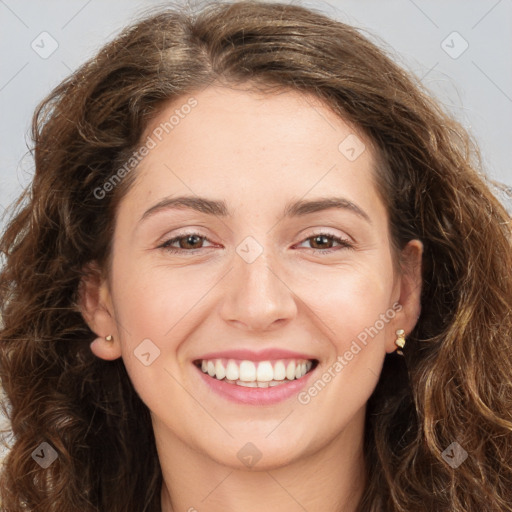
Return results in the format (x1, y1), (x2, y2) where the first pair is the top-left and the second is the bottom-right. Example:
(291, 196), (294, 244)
(112, 256), (211, 342)
(299, 263), (396, 413)
(309, 263), (395, 344)
(296, 284), (393, 431)
(108, 258), (217, 398)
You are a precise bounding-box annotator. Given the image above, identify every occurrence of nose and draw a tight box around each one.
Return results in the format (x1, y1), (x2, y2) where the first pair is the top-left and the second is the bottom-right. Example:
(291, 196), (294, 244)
(219, 243), (298, 332)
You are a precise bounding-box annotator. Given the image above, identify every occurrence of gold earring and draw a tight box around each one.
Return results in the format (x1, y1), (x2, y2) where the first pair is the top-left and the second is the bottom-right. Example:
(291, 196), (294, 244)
(105, 335), (113, 342)
(395, 329), (405, 355)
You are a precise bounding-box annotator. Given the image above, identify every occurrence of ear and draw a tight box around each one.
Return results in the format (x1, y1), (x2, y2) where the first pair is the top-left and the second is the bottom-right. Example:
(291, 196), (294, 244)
(385, 239), (423, 353)
(78, 261), (122, 361)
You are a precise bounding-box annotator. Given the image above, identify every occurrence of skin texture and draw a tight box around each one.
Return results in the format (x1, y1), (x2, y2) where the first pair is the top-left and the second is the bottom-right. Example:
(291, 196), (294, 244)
(80, 85), (423, 512)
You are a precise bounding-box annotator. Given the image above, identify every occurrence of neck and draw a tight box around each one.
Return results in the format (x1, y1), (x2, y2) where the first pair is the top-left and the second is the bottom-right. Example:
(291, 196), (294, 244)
(157, 408), (367, 512)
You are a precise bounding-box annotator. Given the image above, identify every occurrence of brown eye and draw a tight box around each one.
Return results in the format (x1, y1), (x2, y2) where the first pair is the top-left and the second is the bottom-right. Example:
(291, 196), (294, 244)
(309, 234), (335, 249)
(297, 232), (354, 253)
(177, 234), (204, 249)
(160, 232), (214, 253)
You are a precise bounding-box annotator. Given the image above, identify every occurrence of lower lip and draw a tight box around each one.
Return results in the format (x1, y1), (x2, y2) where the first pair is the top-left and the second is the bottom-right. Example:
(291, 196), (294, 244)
(194, 364), (316, 405)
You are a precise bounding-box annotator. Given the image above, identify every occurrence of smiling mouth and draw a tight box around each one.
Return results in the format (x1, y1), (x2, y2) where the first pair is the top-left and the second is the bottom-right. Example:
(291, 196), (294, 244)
(193, 358), (319, 388)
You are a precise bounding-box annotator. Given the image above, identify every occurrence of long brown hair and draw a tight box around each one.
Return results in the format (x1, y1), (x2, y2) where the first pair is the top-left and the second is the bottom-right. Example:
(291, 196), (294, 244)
(0, 1), (511, 510)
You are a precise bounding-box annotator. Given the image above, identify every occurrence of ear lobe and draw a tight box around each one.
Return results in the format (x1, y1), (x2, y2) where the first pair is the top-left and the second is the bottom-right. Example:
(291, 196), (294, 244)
(78, 261), (122, 360)
(386, 239), (423, 353)
(90, 335), (122, 360)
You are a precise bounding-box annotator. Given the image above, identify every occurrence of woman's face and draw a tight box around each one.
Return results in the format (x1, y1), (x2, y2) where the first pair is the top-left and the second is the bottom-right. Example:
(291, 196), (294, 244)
(82, 84), (422, 470)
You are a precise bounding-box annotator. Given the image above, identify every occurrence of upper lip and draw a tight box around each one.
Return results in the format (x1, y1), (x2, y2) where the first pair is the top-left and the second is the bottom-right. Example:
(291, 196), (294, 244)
(194, 348), (318, 362)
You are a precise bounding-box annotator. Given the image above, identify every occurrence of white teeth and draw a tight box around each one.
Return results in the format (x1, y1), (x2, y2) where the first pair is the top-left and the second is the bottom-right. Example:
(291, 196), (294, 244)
(215, 360), (226, 380)
(225, 360), (239, 381)
(274, 361), (286, 380)
(256, 361), (274, 382)
(286, 361), (296, 380)
(197, 357), (315, 386)
(239, 361), (256, 382)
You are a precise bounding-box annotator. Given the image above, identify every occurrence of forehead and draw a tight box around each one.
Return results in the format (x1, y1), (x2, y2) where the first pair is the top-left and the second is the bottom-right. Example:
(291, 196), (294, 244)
(143, 85), (364, 157)
(118, 85), (384, 224)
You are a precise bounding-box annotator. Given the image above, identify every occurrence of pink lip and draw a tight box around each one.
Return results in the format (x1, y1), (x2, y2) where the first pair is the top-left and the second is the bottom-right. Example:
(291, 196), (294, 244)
(193, 362), (318, 406)
(194, 348), (317, 362)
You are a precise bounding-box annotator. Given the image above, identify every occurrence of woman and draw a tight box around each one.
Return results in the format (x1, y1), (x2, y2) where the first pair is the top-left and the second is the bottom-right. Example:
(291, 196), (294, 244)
(0, 1), (511, 511)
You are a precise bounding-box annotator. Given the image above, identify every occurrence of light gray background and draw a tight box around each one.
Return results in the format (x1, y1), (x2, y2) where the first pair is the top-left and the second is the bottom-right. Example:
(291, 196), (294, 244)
(1, 0), (511, 224)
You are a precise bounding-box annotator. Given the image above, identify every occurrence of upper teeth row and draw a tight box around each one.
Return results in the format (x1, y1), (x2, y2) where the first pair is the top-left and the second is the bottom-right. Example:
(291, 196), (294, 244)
(200, 359), (313, 382)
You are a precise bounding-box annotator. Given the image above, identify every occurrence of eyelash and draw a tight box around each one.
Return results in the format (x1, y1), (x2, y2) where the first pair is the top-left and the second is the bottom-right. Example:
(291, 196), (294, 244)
(158, 231), (354, 255)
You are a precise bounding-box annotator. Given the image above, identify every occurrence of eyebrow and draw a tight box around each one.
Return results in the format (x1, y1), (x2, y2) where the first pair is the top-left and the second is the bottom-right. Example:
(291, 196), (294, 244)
(138, 195), (372, 224)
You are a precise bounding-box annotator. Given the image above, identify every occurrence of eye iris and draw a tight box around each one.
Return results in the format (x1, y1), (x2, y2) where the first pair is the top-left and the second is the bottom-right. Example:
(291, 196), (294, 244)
(180, 235), (203, 249)
(311, 235), (332, 249)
